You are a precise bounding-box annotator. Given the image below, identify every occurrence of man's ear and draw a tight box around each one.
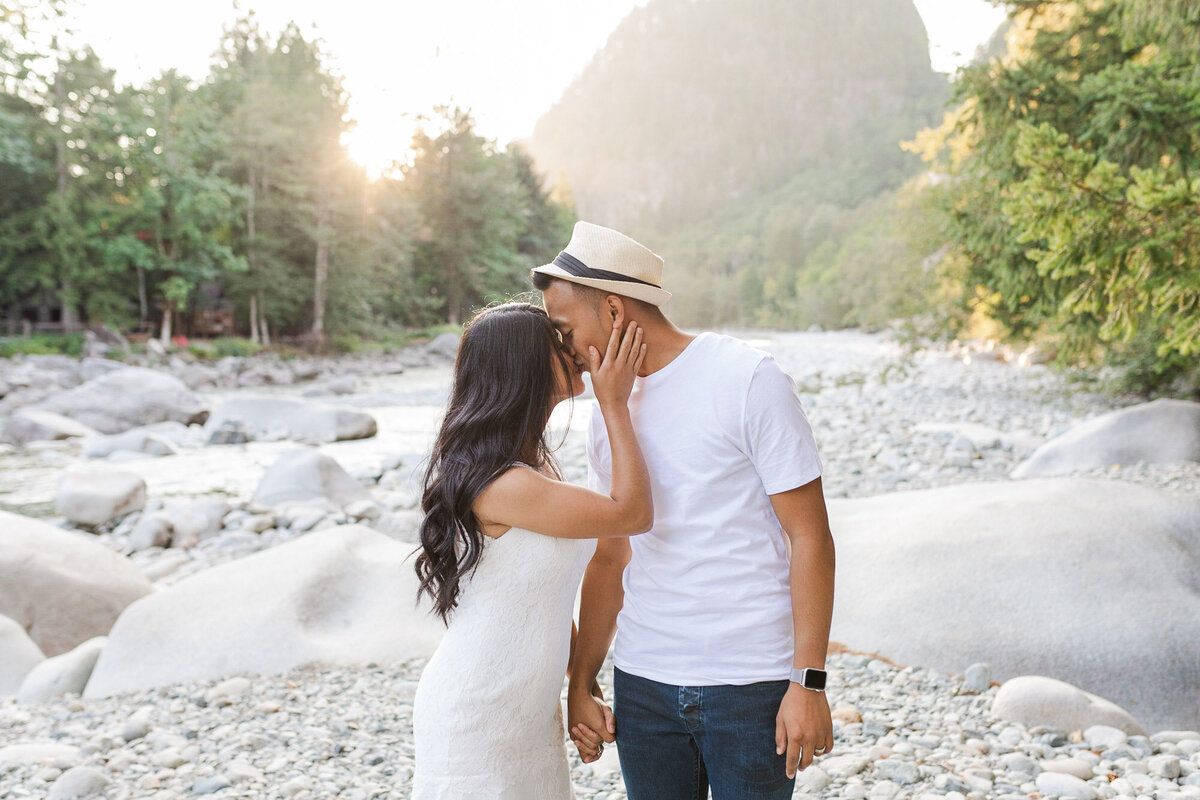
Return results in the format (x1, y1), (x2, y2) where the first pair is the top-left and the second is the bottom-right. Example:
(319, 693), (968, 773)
(606, 295), (626, 329)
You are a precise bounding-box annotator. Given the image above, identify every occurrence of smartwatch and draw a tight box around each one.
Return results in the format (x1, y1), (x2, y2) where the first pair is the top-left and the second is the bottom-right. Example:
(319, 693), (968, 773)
(790, 667), (827, 692)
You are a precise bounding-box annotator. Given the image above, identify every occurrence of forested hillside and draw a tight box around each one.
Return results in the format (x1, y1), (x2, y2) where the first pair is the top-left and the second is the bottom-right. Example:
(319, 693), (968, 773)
(527, 0), (948, 327)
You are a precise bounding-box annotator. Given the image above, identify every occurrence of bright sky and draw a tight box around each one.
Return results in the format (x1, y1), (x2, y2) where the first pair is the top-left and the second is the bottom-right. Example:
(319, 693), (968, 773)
(66, 0), (1007, 176)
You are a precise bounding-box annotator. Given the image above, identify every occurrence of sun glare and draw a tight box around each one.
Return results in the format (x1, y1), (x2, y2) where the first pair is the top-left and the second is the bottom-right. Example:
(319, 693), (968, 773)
(342, 128), (395, 181)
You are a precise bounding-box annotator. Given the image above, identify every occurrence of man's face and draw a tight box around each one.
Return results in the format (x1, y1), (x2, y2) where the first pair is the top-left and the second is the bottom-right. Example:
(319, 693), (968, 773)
(541, 281), (616, 374)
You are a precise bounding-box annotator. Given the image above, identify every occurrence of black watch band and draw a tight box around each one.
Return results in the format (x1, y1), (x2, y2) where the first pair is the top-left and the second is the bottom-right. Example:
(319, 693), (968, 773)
(790, 667), (827, 691)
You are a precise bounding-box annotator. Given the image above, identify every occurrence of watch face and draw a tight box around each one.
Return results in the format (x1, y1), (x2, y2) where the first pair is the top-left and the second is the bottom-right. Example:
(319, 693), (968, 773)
(805, 670), (827, 691)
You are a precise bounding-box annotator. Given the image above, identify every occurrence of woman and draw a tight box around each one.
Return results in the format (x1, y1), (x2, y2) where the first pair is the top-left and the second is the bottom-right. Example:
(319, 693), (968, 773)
(412, 301), (651, 800)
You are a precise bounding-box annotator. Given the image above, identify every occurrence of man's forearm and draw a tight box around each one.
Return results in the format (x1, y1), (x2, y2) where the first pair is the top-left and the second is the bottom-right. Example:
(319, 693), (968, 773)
(789, 529), (835, 669)
(569, 558), (625, 694)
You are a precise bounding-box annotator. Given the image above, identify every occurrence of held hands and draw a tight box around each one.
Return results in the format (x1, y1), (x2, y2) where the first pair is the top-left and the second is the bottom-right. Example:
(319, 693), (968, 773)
(567, 682), (615, 763)
(776, 684), (834, 778)
(589, 321), (646, 410)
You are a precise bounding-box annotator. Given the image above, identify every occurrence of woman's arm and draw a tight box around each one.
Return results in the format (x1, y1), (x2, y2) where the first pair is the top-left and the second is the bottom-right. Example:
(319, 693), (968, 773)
(475, 321), (652, 540)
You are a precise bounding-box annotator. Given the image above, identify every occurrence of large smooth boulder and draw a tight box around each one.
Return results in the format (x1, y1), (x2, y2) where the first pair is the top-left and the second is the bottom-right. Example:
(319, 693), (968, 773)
(828, 478), (1200, 731)
(18, 636), (106, 704)
(252, 449), (374, 510)
(0, 614), (45, 695)
(55, 468), (147, 527)
(85, 526), (444, 697)
(203, 396), (376, 443)
(1014, 399), (1200, 478)
(993, 675), (1144, 735)
(0, 511), (155, 656)
(1, 408), (100, 446)
(31, 366), (208, 434)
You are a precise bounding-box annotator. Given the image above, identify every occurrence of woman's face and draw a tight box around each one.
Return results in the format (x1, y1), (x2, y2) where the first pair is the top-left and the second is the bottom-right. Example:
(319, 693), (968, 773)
(552, 339), (586, 403)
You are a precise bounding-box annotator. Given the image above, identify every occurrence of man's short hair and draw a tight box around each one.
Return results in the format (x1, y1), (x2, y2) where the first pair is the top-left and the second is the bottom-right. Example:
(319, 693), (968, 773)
(529, 270), (664, 319)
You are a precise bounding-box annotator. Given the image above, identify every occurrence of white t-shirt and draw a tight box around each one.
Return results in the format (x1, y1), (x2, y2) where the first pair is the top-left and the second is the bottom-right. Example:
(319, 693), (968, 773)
(587, 331), (823, 686)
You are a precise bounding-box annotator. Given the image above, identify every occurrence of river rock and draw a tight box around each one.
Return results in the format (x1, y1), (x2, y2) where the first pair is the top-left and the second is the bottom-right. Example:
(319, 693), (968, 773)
(993, 676), (1144, 735)
(1034, 771), (1097, 800)
(252, 449), (374, 510)
(80, 424), (181, 459)
(128, 512), (172, 551)
(827, 478), (1200, 731)
(49, 765), (111, 799)
(31, 366), (208, 434)
(0, 511), (154, 656)
(18, 636), (106, 704)
(0, 613), (45, 694)
(1013, 399), (1200, 477)
(55, 468), (147, 527)
(162, 496), (229, 546)
(203, 396), (377, 443)
(425, 332), (461, 359)
(0, 742), (82, 768)
(84, 526), (443, 697)
(0, 408), (101, 446)
(78, 356), (124, 380)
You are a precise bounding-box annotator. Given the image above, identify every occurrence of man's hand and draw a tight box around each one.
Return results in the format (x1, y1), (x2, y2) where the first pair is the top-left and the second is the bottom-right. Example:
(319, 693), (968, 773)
(568, 683), (615, 763)
(775, 685), (833, 778)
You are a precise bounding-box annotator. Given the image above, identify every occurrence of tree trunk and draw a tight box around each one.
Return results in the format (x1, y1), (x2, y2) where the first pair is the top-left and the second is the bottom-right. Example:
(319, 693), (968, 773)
(247, 164), (258, 343)
(249, 292), (260, 344)
(136, 262), (148, 327)
(160, 300), (173, 345)
(54, 55), (79, 334)
(311, 201), (330, 340)
(259, 309), (270, 347)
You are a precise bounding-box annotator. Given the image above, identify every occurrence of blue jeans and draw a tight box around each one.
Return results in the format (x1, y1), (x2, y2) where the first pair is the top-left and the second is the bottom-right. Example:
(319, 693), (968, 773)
(613, 667), (795, 800)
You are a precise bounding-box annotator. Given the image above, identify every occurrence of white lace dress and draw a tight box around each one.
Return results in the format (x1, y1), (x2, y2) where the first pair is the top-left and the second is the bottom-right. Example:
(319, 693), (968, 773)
(412, 523), (596, 799)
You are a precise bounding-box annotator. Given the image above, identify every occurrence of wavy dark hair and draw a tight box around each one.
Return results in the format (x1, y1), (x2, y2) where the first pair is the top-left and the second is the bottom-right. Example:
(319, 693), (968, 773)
(415, 302), (573, 623)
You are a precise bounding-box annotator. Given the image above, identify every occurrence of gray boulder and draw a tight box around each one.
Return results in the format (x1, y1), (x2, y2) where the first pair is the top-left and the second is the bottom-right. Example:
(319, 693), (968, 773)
(203, 396), (376, 443)
(0, 613), (45, 695)
(78, 357), (125, 381)
(828, 478), (1200, 731)
(993, 675), (1144, 735)
(252, 449), (375, 510)
(31, 366), (208, 434)
(425, 331), (461, 360)
(55, 468), (147, 527)
(0, 511), (154, 656)
(84, 526), (444, 697)
(18, 636), (106, 704)
(1014, 399), (1200, 478)
(1, 408), (100, 446)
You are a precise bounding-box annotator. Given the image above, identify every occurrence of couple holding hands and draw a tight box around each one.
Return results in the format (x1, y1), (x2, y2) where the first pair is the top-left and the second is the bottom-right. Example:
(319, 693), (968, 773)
(412, 222), (836, 800)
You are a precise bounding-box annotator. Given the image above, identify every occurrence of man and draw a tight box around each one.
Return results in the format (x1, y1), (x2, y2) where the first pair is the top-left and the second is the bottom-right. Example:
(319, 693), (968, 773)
(532, 221), (835, 800)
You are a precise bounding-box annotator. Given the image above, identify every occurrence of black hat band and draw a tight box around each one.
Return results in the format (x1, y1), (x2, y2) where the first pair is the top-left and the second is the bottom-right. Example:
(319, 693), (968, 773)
(553, 251), (659, 288)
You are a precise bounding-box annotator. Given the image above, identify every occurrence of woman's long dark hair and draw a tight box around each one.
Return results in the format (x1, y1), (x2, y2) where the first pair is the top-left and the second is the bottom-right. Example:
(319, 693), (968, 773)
(415, 302), (573, 623)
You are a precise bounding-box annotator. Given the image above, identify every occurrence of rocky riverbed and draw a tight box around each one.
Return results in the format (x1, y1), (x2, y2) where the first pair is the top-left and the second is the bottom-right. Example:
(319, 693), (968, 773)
(2, 329), (1199, 799)
(3, 653), (1199, 800)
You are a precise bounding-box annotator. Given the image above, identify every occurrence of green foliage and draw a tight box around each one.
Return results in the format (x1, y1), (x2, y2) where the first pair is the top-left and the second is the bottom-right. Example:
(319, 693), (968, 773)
(209, 337), (263, 359)
(404, 108), (567, 325)
(0, 332), (83, 358)
(0, 12), (570, 344)
(914, 0), (1200, 392)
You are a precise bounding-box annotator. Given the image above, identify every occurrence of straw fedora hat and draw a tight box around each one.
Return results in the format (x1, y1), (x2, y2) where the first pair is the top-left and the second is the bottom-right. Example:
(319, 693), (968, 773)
(533, 222), (672, 307)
